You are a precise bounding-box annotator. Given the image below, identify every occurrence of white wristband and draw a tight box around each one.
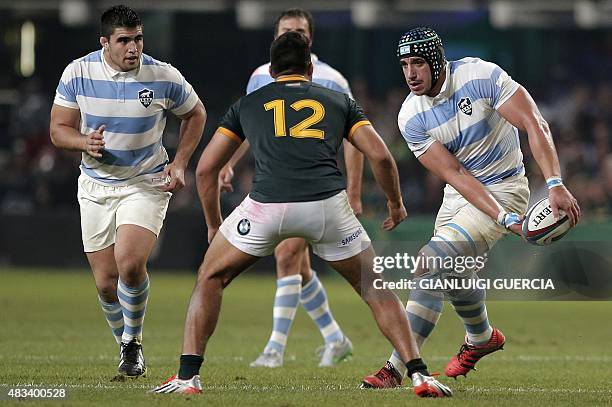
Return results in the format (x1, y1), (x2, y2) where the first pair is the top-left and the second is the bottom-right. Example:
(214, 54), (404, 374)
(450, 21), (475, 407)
(546, 177), (563, 189)
(497, 211), (508, 226)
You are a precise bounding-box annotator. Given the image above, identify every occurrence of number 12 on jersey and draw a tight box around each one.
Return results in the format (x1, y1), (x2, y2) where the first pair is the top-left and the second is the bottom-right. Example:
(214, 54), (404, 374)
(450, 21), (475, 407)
(264, 99), (325, 139)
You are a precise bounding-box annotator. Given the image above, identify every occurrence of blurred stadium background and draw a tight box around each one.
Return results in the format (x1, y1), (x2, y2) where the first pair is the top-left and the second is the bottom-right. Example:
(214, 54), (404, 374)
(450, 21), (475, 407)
(1, 1), (612, 404)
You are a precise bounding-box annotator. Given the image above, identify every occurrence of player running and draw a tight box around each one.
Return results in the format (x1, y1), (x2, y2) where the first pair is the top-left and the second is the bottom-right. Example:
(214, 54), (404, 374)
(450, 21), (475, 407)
(50, 5), (206, 378)
(152, 31), (452, 398)
(362, 27), (580, 389)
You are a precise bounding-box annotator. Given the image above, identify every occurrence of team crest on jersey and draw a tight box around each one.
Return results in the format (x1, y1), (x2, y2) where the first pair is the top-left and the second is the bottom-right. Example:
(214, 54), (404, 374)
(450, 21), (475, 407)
(237, 219), (251, 236)
(138, 88), (154, 108)
(458, 97), (472, 115)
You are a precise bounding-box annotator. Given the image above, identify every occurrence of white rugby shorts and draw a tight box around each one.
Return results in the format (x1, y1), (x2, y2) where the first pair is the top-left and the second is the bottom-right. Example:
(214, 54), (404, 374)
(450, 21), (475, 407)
(77, 174), (171, 252)
(434, 175), (530, 252)
(219, 190), (371, 261)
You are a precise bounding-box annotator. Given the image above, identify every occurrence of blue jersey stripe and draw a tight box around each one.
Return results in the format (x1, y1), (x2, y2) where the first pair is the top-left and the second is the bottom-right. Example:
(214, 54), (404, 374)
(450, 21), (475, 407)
(450, 60), (467, 74)
(79, 51), (102, 63)
(444, 119), (491, 153)
(141, 54), (162, 66)
(461, 143), (507, 171)
(405, 72), (503, 136)
(77, 51), (159, 66)
(63, 78), (187, 102)
(56, 81), (77, 102)
(403, 131), (430, 144)
(96, 140), (162, 167)
(85, 112), (162, 135)
(476, 164), (524, 185)
(80, 161), (167, 183)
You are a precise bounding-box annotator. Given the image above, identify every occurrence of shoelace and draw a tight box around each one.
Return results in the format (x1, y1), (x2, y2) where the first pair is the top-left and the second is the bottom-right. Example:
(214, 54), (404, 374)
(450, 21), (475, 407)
(456, 344), (475, 360)
(376, 364), (399, 382)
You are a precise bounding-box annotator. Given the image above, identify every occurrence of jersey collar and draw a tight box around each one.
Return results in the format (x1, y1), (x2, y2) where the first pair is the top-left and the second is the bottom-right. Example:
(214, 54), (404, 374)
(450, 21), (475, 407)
(275, 75), (309, 82)
(435, 62), (451, 99)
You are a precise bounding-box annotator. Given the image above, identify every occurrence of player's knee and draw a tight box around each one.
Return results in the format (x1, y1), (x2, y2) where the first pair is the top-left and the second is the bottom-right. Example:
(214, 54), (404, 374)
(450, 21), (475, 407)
(362, 286), (398, 305)
(275, 246), (303, 275)
(115, 255), (146, 284)
(96, 280), (118, 301)
(196, 264), (232, 290)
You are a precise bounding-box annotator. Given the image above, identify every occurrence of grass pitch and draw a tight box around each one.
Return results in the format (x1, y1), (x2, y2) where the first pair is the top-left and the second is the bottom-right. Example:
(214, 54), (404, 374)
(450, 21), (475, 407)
(1, 268), (611, 406)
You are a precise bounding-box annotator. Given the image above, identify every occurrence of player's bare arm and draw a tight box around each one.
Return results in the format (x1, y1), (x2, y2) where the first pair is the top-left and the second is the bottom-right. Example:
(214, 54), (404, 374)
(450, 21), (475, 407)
(416, 141), (525, 234)
(196, 131), (241, 242)
(161, 100), (207, 193)
(349, 124), (406, 230)
(218, 140), (250, 193)
(50, 104), (106, 158)
(497, 86), (581, 225)
(343, 140), (364, 216)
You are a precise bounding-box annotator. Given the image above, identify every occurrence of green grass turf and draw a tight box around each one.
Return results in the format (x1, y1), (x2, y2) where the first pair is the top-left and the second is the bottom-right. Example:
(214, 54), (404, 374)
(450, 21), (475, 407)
(1, 268), (611, 406)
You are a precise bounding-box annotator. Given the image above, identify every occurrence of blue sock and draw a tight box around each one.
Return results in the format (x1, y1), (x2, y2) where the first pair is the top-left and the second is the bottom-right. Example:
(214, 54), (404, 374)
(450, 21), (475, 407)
(389, 289), (443, 376)
(263, 275), (302, 354)
(449, 287), (492, 345)
(117, 276), (149, 343)
(300, 271), (344, 344)
(98, 296), (124, 344)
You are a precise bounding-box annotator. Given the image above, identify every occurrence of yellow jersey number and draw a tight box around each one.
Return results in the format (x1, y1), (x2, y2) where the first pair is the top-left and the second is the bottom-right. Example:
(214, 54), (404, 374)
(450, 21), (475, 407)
(264, 99), (325, 139)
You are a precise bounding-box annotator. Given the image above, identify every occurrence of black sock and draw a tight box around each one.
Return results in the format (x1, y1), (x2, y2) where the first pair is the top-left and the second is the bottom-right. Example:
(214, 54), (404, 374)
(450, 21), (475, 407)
(406, 358), (429, 377)
(178, 354), (204, 380)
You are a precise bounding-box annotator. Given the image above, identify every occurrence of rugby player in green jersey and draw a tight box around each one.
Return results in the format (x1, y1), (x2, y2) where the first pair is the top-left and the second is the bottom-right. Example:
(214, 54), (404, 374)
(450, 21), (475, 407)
(152, 32), (452, 398)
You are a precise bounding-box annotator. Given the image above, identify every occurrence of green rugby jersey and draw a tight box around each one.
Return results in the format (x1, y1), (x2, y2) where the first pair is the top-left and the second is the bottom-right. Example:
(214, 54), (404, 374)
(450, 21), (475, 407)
(218, 75), (370, 203)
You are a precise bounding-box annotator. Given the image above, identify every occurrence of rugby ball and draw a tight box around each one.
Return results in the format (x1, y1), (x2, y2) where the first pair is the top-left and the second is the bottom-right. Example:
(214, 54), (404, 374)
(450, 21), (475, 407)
(522, 197), (571, 246)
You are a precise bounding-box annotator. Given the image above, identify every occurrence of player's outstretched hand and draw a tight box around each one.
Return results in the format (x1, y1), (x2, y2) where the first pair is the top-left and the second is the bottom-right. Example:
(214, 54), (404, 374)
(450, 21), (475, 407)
(85, 125), (106, 158)
(382, 200), (407, 231)
(549, 186), (581, 227)
(161, 162), (186, 193)
(218, 165), (234, 193)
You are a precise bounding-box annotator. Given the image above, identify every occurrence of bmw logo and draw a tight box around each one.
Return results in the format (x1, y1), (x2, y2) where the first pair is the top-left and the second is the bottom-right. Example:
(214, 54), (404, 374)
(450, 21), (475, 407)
(237, 219), (251, 236)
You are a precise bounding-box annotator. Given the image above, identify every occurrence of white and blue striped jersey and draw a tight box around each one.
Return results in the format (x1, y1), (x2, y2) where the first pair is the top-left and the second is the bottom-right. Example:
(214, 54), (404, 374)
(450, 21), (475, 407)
(398, 57), (524, 186)
(246, 54), (352, 97)
(54, 49), (199, 185)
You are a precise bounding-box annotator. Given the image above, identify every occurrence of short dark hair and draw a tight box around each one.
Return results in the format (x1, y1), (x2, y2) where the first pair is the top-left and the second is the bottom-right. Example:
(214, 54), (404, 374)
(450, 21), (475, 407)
(100, 5), (142, 38)
(273, 8), (314, 39)
(270, 31), (311, 77)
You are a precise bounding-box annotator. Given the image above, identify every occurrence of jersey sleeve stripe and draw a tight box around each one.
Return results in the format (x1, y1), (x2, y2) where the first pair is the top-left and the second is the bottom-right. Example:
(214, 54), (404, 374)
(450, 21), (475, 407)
(217, 127), (243, 144)
(348, 120), (371, 139)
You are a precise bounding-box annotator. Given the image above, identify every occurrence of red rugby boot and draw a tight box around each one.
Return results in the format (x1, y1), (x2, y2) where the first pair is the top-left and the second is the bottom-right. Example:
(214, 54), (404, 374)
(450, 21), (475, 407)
(445, 327), (505, 378)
